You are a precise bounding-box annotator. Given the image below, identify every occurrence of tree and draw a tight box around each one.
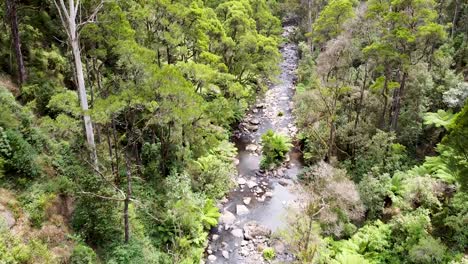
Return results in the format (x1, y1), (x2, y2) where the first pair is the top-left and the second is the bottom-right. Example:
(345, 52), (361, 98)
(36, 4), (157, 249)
(365, 0), (447, 131)
(54, 0), (102, 166)
(5, 0), (26, 86)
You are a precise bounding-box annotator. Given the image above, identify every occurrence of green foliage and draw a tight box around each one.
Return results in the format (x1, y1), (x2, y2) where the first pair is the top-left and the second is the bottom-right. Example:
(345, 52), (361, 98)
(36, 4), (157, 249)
(312, 0), (356, 45)
(70, 243), (97, 264)
(189, 141), (236, 198)
(262, 247), (276, 260)
(358, 173), (392, 220)
(260, 130), (292, 169)
(346, 131), (408, 182)
(423, 109), (456, 128)
(20, 186), (56, 227)
(408, 236), (447, 264)
(107, 238), (171, 264)
(1, 128), (40, 179)
(0, 225), (54, 264)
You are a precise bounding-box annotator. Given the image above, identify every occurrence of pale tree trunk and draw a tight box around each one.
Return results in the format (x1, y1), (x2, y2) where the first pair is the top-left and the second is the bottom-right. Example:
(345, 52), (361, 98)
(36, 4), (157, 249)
(6, 0), (26, 86)
(54, 0), (99, 166)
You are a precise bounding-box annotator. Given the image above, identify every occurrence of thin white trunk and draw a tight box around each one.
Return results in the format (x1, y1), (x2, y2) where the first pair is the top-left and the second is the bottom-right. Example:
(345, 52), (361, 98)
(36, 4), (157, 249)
(55, 0), (98, 166)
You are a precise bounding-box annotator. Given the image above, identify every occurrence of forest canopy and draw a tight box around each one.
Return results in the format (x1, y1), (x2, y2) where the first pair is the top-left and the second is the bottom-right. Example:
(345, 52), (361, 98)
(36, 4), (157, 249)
(0, 0), (467, 263)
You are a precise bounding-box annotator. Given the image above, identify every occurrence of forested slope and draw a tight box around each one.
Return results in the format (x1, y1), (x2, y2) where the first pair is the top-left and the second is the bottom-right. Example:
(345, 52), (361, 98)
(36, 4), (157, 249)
(0, 0), (282, 263)
(286, 0), (468, 262)
(0, 0), (467, 263)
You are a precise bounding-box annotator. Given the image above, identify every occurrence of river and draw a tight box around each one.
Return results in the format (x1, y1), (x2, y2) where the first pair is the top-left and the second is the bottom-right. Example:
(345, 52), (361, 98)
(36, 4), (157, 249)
(206, 25), (302, 264)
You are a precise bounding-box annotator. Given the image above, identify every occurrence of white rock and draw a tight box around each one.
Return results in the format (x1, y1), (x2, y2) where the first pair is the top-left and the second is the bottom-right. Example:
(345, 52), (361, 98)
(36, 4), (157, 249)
(257, 196), (265, 202)
(265, 192), (273, 198)
(231, 228), (243, 238)
(208, 255), (216, 261)
(222, 250), (229, 259)
(243, 197), (251, 205)
(246, 180), (257, 189)
(212, 234), (219, 241)
(236, 205), (249, 215)
(237, 177), (247, 185)
(250, 118), (260, 125)
(245, 144), (258, 152)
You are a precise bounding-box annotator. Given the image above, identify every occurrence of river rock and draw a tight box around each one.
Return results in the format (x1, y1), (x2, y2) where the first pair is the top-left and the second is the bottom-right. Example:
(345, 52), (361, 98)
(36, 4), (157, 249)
(222, 250), (230, 259)
(249, 118), (260, 125)
(236, 205), (249, 215)
(272, 240), (286, 254)
(208, 255), (217, 262)
(212, 234), (219, 241)
(246, 180), (257, 189)
(243, 197), (251, 205)
(257, 196), (265, 202)
(243, 221), (271, 240)
(245, 144), (258, 152)
(231, 228), (243, 238)
(246, 124), (259, 131)
(279, 179), (291, 186)
(256, 103), (265, 108)
(265, 191), (273, 198)
(237, 177), (246, 185)
(219, 210), (236, 225)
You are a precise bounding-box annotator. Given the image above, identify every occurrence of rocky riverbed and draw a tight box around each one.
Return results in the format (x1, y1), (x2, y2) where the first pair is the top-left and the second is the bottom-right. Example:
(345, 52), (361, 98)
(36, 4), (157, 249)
(205, 25), (302, 264)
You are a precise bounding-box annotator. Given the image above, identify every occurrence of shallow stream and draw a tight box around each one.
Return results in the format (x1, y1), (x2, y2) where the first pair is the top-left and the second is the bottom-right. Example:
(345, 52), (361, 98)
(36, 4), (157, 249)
(206, 25), (302, 264)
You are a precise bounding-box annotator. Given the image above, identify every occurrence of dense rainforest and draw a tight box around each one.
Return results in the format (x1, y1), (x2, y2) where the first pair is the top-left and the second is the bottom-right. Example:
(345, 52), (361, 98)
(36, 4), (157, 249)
(0, 0), (466, 263)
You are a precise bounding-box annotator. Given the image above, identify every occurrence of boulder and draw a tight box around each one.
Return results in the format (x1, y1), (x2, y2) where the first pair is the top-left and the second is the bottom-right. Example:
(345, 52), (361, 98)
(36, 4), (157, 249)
(208, 255), (217, 262)
(236, 205), (249, 215)
(272, 240), (286, 254)
(249, 118), (260, 125)
(243, 221), (271, 240)
(245, 144), (258, 152)
(237, 177), (247, 185)
(219, 210), (236, 225)
(246, 180), (257, 189)
(222, 250), (230, 259)
(231, 228), (243, 238)
(243, 197), (251, 205)
(278, 179), (291, 186)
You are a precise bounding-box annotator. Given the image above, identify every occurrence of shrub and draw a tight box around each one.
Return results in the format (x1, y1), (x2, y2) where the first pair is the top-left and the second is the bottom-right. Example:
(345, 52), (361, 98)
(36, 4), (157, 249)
(70, 243), (97, 264)
(107, 238), (171, 264)
(260, 130), (292, 169)
(262, 247), (276, 261)
(1, 129), (40, 179)
(408, 236), (447, 264)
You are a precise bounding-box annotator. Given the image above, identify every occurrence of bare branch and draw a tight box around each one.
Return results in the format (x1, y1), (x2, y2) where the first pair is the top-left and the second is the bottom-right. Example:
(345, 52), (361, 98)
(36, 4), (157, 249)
(83, 159), (126, 199)
(77, 0), (104, 29)
(79, 191), (126, 201)
(53, 0), (71, 40)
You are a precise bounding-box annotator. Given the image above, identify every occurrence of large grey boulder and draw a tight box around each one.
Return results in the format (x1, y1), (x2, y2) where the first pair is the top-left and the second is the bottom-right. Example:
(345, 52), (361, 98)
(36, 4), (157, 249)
(243, 221), (271, 240)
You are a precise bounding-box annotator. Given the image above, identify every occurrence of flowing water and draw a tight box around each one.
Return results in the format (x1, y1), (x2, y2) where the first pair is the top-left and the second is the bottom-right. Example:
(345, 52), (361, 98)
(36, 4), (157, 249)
(206, 25), (302, 263)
